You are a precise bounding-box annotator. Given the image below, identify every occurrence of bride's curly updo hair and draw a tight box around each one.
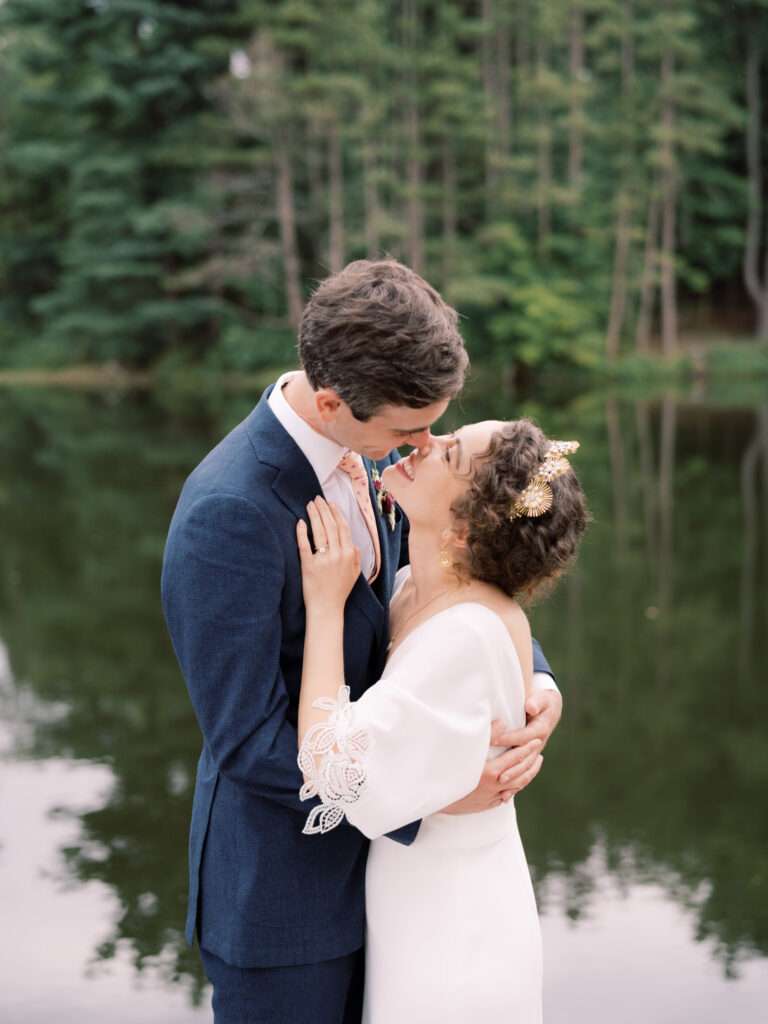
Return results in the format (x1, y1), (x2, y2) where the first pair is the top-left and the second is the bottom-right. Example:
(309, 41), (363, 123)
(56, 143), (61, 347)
(450, 419), (589, 600)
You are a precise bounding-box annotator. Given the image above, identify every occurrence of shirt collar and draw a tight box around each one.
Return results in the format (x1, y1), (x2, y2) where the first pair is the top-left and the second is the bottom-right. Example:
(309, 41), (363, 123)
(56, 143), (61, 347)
(268, 371), (348, 486)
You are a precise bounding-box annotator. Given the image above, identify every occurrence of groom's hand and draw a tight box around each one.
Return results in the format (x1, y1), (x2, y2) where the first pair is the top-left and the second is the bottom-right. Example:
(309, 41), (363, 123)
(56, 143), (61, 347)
(441, 689), (562, 814)
(498, 689), (563, 755)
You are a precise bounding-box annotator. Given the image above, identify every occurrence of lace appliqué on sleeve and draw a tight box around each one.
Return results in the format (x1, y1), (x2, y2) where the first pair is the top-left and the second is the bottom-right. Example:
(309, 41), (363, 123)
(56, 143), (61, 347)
(298, 685), (371, 835)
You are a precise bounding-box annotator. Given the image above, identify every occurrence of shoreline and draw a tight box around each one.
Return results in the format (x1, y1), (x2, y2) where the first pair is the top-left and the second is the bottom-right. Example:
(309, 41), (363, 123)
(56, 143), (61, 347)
(0, 340), (766, 394)
(0, 364), (276, 391)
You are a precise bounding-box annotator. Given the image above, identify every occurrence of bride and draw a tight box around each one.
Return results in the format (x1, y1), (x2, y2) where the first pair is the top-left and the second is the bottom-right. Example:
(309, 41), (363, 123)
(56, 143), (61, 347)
(295, 417), (588, 1024)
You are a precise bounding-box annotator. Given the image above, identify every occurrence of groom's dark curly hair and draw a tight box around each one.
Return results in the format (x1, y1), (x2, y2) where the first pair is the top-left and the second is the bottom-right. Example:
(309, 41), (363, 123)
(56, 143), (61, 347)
(451, 419), (589, 600)
(298, 259), (468, 420)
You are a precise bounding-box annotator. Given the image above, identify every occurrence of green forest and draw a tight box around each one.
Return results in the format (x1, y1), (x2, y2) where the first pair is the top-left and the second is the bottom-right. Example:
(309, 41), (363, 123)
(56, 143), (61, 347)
(2, 0), (768, 374)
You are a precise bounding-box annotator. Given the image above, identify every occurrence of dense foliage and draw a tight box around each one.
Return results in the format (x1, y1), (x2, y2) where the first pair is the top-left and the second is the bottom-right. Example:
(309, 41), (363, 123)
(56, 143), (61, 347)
(1, 0), (767, 370)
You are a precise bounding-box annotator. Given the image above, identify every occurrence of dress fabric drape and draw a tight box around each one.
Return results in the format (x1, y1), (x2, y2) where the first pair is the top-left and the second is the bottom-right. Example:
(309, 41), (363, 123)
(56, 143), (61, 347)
(298, 568), (543, 1023)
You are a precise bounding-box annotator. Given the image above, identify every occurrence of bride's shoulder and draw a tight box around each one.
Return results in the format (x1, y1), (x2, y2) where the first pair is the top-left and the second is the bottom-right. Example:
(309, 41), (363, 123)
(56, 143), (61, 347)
(454, 586), (532, 663)
(459, 581), (528, 629)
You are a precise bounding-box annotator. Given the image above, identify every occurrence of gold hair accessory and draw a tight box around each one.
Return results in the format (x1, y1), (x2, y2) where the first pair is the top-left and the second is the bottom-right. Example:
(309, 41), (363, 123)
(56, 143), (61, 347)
(510, 440), (580, 520)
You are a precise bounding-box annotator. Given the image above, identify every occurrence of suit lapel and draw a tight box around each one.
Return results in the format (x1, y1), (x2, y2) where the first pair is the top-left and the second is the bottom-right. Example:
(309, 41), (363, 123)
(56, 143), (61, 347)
(245, 387), (387, 636)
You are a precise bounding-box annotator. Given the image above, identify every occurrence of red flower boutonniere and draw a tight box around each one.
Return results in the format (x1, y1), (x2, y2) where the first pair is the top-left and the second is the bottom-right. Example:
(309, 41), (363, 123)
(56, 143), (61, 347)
(370, 465), (397, 532)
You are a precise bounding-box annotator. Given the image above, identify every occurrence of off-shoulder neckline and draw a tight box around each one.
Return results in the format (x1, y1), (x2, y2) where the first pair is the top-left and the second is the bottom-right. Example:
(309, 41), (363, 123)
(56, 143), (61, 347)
(387, 567), (522, 671)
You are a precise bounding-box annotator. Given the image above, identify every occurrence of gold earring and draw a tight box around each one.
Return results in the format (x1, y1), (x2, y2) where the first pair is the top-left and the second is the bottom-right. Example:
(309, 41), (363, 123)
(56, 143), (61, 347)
(440, 546), (452, 569)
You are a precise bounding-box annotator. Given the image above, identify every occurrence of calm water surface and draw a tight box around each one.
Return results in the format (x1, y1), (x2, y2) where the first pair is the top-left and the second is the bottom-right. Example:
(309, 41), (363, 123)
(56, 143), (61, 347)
(1, 378), (767, 1022)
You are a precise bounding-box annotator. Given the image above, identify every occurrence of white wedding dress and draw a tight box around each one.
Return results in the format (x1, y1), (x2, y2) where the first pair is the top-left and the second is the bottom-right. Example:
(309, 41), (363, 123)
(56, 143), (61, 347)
(299, 568), (543, 1024)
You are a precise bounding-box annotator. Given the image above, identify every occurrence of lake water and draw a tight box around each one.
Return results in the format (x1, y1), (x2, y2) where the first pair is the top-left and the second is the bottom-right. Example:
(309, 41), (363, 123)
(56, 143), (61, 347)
(1, 375), (767, 1022)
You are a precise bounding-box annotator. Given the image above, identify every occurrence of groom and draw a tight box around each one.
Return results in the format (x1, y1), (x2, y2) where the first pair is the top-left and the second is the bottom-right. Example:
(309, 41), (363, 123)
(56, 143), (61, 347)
(161, 259), (562, 1023)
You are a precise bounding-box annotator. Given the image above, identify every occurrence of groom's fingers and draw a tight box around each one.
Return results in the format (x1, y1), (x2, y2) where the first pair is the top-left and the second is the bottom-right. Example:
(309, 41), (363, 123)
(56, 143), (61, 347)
(490, 718), (512, 746)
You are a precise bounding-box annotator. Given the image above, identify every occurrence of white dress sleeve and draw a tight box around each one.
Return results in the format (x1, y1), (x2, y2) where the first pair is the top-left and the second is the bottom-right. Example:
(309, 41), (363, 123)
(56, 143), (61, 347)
(298, 606), (497, 839)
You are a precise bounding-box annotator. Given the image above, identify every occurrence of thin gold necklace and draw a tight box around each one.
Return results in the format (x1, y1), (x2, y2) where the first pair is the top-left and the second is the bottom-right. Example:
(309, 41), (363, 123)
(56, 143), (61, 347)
(388, 585), (459, 651)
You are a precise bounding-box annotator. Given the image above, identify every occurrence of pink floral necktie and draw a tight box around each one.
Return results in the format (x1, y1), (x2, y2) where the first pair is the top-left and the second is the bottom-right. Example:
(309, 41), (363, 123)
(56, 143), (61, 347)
(337, 452), (381, 584)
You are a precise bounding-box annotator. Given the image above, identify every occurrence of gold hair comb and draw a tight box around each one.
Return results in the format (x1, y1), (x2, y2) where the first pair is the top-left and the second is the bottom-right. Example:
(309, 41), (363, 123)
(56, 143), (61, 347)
(510, 440), (580, 520)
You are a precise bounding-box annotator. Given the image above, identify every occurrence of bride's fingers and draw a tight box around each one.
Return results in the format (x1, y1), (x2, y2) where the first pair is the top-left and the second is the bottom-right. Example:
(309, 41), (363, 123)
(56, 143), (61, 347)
(329, 504), (362, 574)
(296, 520), (313, 563)
(314, 496), (341, 550)
(498, 747), (541, 787)
(329, 502), (354, 549)
(306, 500), (328, 553)
(489, 738), (542, 781)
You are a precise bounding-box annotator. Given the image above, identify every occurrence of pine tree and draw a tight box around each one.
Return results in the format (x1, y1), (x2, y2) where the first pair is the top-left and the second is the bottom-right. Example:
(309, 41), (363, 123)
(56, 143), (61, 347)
(2, 0), (243, 364)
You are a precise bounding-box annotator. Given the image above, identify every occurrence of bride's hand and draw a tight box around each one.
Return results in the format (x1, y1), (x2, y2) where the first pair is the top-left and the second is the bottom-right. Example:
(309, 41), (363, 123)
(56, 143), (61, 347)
(297, 496), (361, 613)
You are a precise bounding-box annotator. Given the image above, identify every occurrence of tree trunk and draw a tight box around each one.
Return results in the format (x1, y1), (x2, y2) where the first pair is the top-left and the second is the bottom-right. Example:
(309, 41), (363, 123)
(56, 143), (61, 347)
(274, 129), (302, 330)
(404, 0), (424, 273)
(442, 138), (457, 285)
(514, 1), (531, 126)
(605, 4), (635, 358)
(635, 193), (660, 352)
(482, 0), (499, 206)
(606, 193), (631, 359)
(362, 137), (380, 258)
(405, 100), (424, 273)
(743, 29), (768, 339)
(328, 117), (345, 273)
(307, 123), (325, 236)
(536, 39), (552, 257)
(495, 10), (511, 160)
(659, 45), (678, 356)
(568, 3), (585, 188)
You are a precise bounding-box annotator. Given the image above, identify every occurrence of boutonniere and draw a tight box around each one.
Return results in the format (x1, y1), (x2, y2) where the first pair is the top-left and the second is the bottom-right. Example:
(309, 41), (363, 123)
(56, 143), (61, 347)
(370, 465), (397, 532)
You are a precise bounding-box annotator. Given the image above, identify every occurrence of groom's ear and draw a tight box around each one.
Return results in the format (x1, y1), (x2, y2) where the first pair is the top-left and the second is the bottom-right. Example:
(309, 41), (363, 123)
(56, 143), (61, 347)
(315, 388), (344, 422)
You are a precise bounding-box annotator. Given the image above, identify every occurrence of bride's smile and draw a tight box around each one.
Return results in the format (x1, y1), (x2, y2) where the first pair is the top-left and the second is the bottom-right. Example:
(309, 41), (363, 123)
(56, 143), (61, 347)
(383, 420), (506, 527)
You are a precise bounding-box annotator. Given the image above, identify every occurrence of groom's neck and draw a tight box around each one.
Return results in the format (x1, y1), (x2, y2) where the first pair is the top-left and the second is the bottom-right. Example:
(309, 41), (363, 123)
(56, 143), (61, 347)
(283, 371), (331, 440)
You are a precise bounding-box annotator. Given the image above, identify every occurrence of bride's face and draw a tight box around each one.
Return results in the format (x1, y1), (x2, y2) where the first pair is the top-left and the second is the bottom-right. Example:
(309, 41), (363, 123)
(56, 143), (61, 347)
(382, 420), (506, 530)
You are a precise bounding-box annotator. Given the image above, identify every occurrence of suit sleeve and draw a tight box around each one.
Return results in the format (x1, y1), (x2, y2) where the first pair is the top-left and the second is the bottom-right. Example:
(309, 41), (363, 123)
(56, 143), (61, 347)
(162, 492), (310, 815)
(532, 637), (558, 688)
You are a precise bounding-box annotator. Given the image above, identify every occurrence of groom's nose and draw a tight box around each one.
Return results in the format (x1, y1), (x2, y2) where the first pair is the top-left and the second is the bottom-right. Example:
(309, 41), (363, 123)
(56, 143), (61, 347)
(411, 430), (433, 454)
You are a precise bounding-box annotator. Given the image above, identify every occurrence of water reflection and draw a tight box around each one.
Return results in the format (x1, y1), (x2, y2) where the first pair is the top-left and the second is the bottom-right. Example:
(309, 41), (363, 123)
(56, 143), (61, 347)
(0, 381), (766, 1016)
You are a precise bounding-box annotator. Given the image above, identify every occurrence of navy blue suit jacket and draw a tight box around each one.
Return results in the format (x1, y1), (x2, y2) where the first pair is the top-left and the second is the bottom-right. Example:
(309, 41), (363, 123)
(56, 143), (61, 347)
(161, 384), (554, 968)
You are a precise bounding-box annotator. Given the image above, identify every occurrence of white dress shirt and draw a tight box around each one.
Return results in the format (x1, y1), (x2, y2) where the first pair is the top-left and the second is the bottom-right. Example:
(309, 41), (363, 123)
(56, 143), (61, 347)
(269, 372), (378, 579)
(268, 372), (558, 695)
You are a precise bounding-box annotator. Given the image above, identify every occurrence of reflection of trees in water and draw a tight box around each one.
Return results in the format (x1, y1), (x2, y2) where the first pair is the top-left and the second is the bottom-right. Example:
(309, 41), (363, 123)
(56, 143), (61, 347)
(0, 389), (212, 1003)
(513, 392), (768, 978)
(0, 384), (767, 990)
(740, 406), (768, 684)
